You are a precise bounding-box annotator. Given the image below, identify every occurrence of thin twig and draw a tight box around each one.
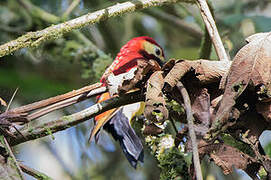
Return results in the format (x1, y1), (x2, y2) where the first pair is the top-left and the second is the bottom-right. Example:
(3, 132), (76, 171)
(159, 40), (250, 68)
(19, 163), (53, 180)
(10, 90), (144, 146)
(2, 137), (25, 180)
(0, 88), (25, 179)
(196, 0), (229, 62)
(176, 82), (203, 180)
(6, 88), (19, 112)
(72, 30), (110, 58)
(0, 0), (183, 57)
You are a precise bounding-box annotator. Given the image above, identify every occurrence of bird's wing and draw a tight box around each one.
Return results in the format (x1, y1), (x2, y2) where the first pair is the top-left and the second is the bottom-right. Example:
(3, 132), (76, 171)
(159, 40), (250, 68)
(89, 92), (119, 142)
(89, 108), (119, 143)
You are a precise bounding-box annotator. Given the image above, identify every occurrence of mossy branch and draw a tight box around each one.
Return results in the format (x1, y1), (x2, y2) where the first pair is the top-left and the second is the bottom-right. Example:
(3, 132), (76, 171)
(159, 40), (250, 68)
(9, 90), (144, 146)
(0, 0), (187, 58)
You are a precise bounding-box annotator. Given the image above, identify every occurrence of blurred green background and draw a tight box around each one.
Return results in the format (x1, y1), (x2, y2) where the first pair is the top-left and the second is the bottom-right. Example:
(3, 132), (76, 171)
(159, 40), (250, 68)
(1, 0), (271, 179)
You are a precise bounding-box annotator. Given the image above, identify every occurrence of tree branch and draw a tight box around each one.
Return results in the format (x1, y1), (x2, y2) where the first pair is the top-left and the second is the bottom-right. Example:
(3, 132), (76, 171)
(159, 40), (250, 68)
(0, 0), (186, 58)
(196, 0), (229, 62)
(19, 0), (111, 61)
(27, 87), (107, 121)
(9, 90), (144, 146)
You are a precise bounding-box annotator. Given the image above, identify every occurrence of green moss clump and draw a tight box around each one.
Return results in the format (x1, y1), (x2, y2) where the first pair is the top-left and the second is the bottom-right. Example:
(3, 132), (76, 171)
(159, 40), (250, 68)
(62, 116), (73, 122)
(158, 147), (191, 180)
(28, 127), (34, 134)
(34, 172), (53, 180)
(145, 133), (191, 180)
(45, 127), (55, 140)
(167, 100), (184, 113)
(79, 51), (112, 81)
(91, 54), (112, 80)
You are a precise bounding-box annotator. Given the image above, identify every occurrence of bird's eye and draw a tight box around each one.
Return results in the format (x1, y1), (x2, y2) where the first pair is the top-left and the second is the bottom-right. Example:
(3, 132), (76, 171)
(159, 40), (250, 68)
(155, 48), (161, 56)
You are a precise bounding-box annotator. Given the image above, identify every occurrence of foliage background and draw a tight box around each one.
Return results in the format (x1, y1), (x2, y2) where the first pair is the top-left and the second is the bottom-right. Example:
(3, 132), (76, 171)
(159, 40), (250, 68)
(1, 0), (271, 179)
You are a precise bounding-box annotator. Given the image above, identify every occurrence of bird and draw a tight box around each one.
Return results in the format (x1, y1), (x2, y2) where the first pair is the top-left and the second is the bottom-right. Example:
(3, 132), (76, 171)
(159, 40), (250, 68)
(89, 36), (165, 168)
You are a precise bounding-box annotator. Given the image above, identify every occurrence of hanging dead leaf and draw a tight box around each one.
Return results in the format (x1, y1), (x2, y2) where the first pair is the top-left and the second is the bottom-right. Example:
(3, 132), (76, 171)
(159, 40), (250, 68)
(198, 141), (258, 175)
(144, 71), (168, 123)
(209, 144), (253, 175)
(208, 32), (271, 138)
(191, 88), (211, 127)
(106, 59), (162, 96)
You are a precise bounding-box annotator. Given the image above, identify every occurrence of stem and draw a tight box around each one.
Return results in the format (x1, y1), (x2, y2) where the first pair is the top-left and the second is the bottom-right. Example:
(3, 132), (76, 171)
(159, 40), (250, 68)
(176, 82), (203, 180)
(199, 27), (212, 59)
(19, 0), (59, 23)
(196, 0), (229, 62)
(2, 136), (25, 180)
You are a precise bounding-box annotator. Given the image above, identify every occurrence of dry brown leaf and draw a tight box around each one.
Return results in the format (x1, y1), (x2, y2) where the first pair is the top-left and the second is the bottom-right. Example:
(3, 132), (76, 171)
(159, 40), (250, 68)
(191, 88), (211, 127)
(209, 32), (271, 136)
(106, 59), (161, 96)
(144, 71), (168, 123)
(209, 145), (249, 175)
(163, 59), (230, 89)
(198, 141), (256, 175)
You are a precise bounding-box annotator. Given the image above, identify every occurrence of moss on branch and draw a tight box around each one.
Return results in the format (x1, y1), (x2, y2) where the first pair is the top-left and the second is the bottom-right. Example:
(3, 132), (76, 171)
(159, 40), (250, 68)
(0, 0), (188, 58)
(9, 90), (144, 146)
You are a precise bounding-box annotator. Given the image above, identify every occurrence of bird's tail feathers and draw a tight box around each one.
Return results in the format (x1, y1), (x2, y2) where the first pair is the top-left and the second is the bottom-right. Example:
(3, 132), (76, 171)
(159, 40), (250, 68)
(104, 108), (144, 168)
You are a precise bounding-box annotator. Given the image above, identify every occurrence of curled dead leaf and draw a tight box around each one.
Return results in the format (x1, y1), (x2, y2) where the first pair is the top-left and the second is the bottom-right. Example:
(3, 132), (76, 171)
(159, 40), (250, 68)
(163, 59), (230, 89)
(198, 141), (257, 175)
(106, 59), (162, 96)
(208, 32), (271, 139)
(191, 88), (211, 127)
(144, 71), (168, 123)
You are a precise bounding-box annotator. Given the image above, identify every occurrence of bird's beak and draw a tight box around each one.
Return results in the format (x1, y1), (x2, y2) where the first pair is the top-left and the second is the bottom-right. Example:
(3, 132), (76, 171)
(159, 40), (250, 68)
(156, 56), (165, 68)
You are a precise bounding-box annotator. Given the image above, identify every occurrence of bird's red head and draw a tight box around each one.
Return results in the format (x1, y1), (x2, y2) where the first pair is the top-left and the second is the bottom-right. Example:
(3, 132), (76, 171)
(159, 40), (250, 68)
(101, 36), (165, 84)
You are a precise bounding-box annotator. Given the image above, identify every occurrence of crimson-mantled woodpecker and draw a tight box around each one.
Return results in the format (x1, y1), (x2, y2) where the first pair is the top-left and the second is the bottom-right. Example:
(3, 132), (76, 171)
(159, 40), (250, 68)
(89, 36), (165, 168)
